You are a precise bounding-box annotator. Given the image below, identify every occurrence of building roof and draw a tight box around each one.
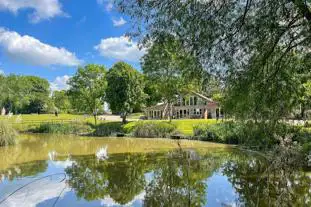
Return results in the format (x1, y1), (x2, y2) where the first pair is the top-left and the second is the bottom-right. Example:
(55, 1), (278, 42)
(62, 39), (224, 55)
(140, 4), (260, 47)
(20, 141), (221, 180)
(191, 91), (216, 103)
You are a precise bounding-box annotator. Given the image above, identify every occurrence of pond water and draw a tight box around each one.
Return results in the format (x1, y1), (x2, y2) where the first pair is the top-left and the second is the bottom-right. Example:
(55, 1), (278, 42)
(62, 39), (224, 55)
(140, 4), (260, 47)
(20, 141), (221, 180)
(0, 134), (310, 207)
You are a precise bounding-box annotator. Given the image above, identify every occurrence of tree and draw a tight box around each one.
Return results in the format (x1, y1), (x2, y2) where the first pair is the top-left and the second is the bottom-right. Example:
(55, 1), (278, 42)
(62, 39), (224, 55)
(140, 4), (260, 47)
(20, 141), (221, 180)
(142, 35), (203, 120)
(0, 75), (50, 114)
(68, 64), (107, 125)
(117, 0), (311, 123)
(117, 0), (311, 73)
(106, 62), (146, 123)
(22, 76), (50, 114)
(52, 90), (72, 113)
(143, 78), (162, 107)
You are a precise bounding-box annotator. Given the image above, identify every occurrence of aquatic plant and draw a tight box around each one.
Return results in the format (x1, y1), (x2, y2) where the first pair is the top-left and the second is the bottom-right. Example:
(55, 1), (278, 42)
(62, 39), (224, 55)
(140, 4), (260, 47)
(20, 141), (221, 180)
(0, 120), (17, 146)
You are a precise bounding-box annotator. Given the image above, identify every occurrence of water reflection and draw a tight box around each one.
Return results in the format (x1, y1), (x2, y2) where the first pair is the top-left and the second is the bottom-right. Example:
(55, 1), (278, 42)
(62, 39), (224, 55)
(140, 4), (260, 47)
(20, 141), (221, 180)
(0, 135), (310, 207)
(222, 155), (311, 206)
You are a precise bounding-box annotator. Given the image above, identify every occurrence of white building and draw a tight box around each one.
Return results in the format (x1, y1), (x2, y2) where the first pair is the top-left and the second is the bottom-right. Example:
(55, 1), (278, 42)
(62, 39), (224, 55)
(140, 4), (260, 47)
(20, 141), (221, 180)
(145, 92), (221, 120)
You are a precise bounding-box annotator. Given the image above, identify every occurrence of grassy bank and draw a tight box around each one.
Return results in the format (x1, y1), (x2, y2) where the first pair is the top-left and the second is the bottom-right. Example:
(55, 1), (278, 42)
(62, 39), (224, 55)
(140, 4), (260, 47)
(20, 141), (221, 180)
(30, 122), (93, 135)
(2, 114), (309, 155)
(0, 121), (17, 146)
(0, 114), (101, 132)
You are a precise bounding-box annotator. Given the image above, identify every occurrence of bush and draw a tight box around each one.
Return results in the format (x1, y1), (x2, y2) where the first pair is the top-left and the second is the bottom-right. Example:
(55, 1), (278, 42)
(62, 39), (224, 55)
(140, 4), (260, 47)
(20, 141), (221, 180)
(0, 120), (17, 146)
(92, 122), (123, 136)
(193, 121), (297, 148)
(193, 121), (241, 144)
(293, 128), (311, 154)
(32, 122), (92, 134)
(130, 121), (177, 138)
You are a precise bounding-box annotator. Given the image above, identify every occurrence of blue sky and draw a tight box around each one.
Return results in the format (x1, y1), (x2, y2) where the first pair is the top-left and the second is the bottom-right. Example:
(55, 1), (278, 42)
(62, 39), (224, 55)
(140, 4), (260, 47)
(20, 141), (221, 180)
(0, 0), (144, 90)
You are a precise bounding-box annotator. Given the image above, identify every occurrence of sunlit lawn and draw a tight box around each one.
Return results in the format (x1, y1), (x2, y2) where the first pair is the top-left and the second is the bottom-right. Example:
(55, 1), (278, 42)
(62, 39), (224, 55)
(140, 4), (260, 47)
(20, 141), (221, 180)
(0, 114), (95, 123)
(1, 113), (221, 135)
(0, 114), (97, 131)
(172, 119), (218, 135)
(127, 112), (144, 119)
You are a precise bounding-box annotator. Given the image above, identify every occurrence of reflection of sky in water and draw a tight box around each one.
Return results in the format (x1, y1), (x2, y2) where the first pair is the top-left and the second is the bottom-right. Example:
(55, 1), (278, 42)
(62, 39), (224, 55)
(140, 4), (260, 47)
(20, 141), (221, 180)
(0, 159), (156, 207)
(206, 171), (240, 207)
(0, 173), (69, 207)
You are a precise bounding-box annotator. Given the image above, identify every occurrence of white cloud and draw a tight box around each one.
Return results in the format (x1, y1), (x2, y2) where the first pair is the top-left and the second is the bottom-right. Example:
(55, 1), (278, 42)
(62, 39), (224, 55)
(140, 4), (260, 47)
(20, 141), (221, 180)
(97, 0), (113, 12)
(0, 28), (82, 66)
(0, 0), (67, 23)
(50, 75), (71, 91)
(94, 36), (145, 62)
(112, 17), (127, 27)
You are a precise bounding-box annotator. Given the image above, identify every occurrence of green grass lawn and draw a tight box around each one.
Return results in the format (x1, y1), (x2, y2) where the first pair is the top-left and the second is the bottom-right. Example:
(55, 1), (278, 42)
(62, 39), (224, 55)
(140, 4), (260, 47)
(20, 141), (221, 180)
(171, 119), (218, 135)
(0, 114), (98, 131)
(127, 112), (144, 119)
(0, 113), (220, 135)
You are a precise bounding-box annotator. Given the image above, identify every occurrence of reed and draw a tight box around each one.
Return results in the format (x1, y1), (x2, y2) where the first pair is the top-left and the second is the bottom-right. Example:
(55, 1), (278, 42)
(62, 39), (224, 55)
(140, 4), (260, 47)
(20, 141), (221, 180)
(0, 120), (17, 146)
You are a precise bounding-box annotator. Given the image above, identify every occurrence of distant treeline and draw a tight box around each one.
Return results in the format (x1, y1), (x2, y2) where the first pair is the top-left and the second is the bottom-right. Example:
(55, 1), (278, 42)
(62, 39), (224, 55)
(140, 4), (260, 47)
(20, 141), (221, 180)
(0, 75), (51, 114)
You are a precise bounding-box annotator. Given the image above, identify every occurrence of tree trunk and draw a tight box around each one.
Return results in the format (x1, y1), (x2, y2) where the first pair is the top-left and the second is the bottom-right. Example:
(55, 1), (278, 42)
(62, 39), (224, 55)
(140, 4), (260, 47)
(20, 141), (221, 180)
(94, 114), (97, 126)
(122, 112), (127, 124)
(93, 105), (97, 126)
(168, 102), (172, 122)
(301, 104), (305, 120)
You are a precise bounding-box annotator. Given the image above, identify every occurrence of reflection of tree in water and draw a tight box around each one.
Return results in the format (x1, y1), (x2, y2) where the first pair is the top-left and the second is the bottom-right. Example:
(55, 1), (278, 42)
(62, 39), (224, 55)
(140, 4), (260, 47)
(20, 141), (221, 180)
(65, 153), (148, 204)
(0, 160), (47, 181)
(65, 155), (109, 200)
(69, 148), (307, 206)
(106, 154), (147, 204)
(65, 149), (234, 206)
(144, 149), (226, 207)
(222, 152), (311, 206)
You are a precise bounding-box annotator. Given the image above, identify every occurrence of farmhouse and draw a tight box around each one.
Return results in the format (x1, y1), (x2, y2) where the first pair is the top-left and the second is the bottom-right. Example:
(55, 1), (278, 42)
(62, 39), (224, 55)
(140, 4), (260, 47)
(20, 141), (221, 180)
(145, 92), (221, 120)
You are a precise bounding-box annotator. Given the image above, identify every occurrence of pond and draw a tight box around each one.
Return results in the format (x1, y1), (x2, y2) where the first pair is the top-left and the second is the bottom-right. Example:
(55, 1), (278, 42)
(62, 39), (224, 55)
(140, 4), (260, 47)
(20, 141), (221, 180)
(0, 134), (310, 207)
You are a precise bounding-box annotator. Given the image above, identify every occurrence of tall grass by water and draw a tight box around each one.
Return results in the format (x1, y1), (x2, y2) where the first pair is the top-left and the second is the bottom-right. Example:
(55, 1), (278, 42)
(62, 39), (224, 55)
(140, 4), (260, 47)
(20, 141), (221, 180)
(130, 121), (177, 138)
(92, 122), (123, 136)
(0, 120), (17, 146)
(31, 122), (92, 135)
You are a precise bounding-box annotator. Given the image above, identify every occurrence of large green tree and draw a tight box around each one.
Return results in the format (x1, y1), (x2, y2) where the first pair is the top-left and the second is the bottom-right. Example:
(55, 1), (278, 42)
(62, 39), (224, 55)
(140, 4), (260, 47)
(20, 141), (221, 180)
(0, 75), (50, 114)
(23, 76), (50, 114)
(106, 62), (146, 123)
(68, 64), (107, 125)
(117, 0), (311, 122)
(52, 90), (72, 113)
(142, 35), (203, 120)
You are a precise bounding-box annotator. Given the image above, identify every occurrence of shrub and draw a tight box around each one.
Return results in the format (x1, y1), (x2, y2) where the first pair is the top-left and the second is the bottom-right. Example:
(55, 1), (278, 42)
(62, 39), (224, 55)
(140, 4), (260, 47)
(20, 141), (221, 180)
(193, 121), (241, 144)
(92, 122), (123, 136)
(32, 122), (92, 134)
(293, 128), (311, 154)
(0, 120), (17, 146)
(131, 121), (177, 138)
(193, 121), (296, 148)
